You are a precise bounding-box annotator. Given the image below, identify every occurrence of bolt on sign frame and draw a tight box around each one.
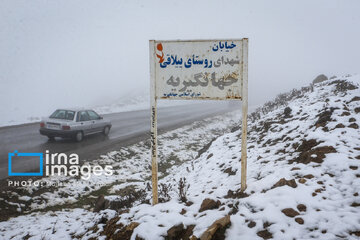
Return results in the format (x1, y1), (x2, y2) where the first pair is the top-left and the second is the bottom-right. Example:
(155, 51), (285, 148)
(149, 39), (248, 205)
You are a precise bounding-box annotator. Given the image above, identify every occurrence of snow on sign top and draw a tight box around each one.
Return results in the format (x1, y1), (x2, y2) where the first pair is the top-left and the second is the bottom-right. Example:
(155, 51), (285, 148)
(151, 39), (248, 100)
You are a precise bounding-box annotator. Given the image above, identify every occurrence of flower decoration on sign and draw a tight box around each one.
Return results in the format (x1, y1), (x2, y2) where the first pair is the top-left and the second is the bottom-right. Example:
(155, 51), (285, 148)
(156, 43), (165, 63)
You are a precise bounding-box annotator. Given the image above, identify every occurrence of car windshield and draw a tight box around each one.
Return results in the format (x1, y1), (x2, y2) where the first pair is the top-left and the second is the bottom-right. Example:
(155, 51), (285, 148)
(49, 110), (75, 120)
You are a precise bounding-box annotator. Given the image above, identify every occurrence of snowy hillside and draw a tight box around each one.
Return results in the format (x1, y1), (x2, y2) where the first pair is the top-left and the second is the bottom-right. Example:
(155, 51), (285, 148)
(92, 75), (360, 239)
(1, 75), (359, 239)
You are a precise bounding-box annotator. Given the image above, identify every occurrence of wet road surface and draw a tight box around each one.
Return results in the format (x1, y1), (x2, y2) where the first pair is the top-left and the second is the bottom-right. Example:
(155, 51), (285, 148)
(0, 103), (237, 179)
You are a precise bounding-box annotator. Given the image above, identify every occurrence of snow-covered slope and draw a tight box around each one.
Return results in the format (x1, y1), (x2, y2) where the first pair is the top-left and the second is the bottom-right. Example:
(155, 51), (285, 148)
(103, 75), (360, 239)
(1, 75), (359, 240)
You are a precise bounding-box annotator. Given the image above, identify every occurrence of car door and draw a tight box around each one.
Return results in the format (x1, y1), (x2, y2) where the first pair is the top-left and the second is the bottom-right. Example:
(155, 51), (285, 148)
(77, 111), (92, 135)
(87, 110), (103, 133)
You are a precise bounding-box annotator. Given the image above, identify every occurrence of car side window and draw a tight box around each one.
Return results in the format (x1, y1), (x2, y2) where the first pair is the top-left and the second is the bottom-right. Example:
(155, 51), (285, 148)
(66, 111), (75, 120)
(57, 111), (65, 119)
(78, 111), (90, 122)
(50, 110), (75, 120)
(87, 110), (100, 120)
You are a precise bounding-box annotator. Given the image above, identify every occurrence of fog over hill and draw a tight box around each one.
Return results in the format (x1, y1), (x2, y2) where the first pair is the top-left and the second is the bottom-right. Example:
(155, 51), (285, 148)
(1, 0), (360, 126)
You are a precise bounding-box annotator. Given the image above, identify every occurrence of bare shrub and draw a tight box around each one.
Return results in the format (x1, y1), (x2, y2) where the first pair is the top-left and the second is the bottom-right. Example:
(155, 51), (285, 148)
(178, 177), (190, 203)
(159, 183), (172, 203)
(109, 189), (148, 211)
(284, 107), (292, 118)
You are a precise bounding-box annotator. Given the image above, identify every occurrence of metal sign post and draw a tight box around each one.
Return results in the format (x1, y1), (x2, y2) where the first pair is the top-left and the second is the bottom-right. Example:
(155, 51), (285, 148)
(149, 41), (158, 204)
(240, 39), (248, 191)
(149, 39), (248, 205)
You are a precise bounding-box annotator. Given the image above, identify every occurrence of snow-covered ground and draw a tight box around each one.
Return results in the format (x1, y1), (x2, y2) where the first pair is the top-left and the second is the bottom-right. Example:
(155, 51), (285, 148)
(0, 110), (240, 212)
(0, 75), (359, 239)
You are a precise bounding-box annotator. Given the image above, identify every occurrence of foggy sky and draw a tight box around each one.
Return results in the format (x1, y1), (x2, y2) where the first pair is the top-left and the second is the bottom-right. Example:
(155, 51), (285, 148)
(0, 0), (359, 117)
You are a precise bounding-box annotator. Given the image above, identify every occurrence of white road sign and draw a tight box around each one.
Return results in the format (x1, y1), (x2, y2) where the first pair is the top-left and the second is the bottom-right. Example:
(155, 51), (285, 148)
(152, 39), (247, 100)
(149, 39), (248, 205)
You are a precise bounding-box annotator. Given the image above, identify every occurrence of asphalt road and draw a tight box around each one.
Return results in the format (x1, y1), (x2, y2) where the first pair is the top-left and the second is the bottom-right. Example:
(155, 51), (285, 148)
(0, 102), (237, 179)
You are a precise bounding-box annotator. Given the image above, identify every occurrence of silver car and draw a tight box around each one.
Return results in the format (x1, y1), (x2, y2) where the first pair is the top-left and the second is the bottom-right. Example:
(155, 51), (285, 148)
(39, 109), (112, 142)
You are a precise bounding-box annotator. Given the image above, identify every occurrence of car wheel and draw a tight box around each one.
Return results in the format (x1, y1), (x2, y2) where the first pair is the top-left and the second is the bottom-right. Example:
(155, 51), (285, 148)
(103, 126), (110, 136)
(48, 136), (55, 141)
(75, 131), (83, 142)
